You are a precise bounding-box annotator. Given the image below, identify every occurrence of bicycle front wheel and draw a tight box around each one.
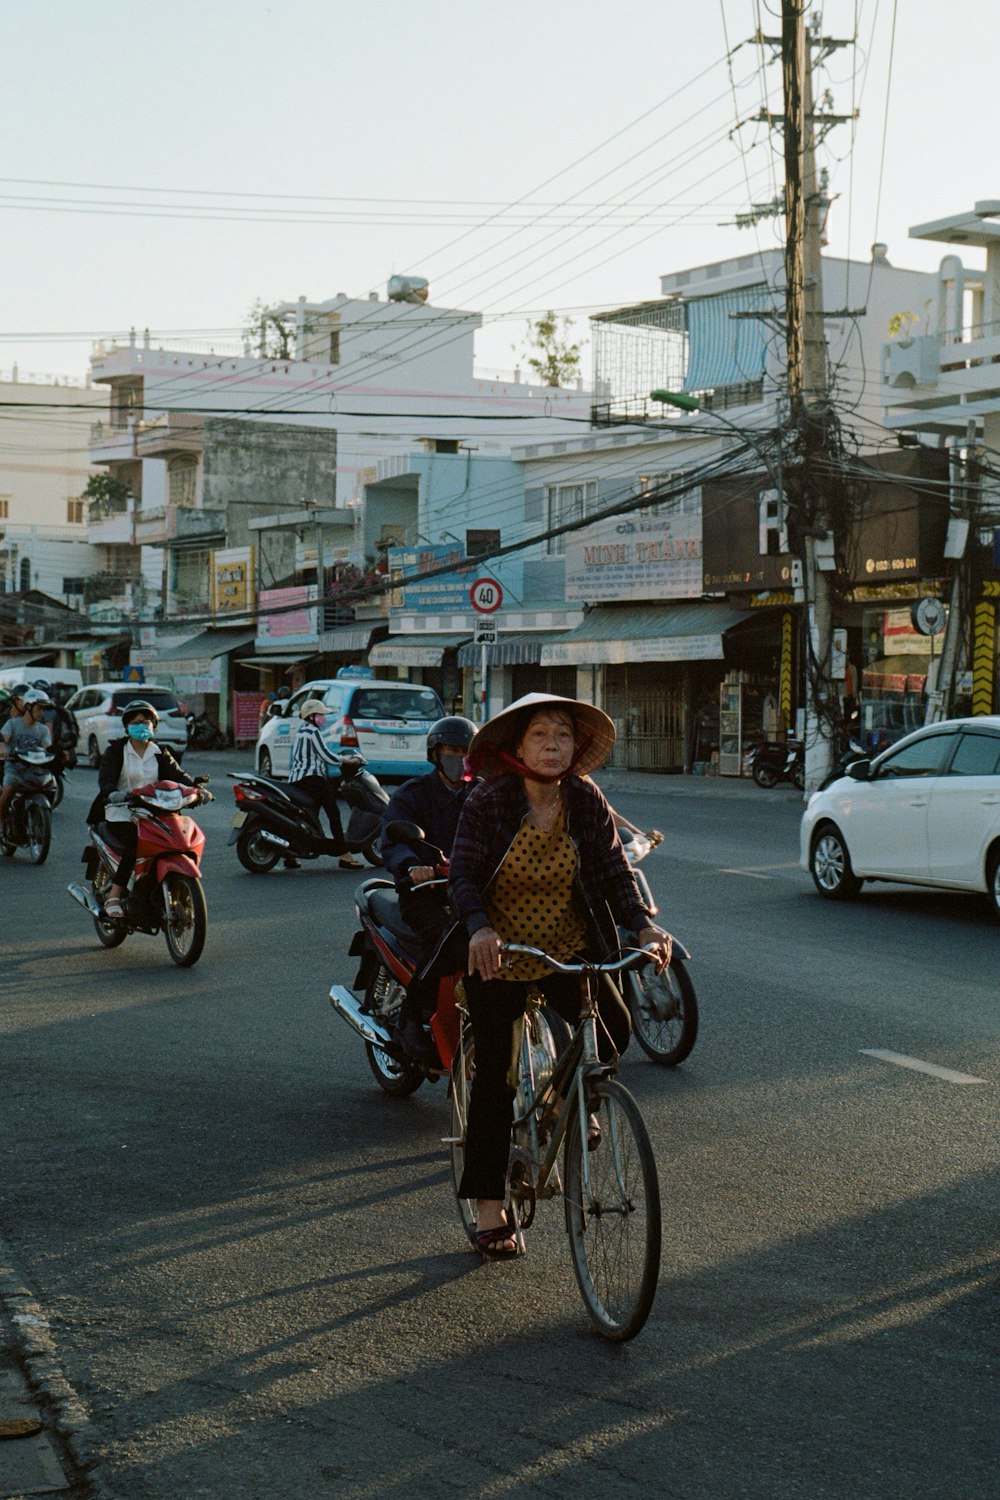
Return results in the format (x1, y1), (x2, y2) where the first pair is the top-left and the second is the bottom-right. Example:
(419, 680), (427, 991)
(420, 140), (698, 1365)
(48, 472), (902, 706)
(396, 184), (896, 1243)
(564, 1078), (661, 1341)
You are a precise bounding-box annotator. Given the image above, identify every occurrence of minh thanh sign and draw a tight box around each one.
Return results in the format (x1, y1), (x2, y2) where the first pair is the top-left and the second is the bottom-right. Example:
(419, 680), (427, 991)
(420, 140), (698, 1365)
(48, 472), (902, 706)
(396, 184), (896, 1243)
(564, 496), (703, 602)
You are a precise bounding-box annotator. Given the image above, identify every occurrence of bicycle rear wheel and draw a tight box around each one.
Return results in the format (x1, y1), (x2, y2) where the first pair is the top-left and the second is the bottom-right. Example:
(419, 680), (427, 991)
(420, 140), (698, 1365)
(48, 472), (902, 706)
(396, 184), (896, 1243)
(564, 1078), (660, 1341)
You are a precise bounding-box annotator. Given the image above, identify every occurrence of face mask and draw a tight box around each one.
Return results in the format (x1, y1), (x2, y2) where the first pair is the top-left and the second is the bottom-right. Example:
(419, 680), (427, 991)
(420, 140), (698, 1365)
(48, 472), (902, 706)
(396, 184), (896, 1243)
(438, 751), (467, 785)
(311, 715), (328, 730)
(127, 723), (153, 743)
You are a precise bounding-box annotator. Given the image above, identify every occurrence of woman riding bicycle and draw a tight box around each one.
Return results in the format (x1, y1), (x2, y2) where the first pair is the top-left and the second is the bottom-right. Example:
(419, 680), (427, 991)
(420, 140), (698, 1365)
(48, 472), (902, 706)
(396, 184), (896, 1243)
(448, 693), (672, 1258)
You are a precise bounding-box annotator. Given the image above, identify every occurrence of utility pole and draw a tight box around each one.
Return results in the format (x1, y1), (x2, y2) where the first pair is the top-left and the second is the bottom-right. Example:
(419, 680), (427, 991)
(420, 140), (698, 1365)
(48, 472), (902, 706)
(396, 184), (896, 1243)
(927, 420), (977, 721)
(781, 0), (835, 790)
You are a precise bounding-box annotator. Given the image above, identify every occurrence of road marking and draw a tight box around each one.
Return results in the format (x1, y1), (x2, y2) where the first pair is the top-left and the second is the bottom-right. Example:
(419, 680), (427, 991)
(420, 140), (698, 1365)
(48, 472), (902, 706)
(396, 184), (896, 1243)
(860, 1049), (987, 1085)
(718, 862), (800, 879)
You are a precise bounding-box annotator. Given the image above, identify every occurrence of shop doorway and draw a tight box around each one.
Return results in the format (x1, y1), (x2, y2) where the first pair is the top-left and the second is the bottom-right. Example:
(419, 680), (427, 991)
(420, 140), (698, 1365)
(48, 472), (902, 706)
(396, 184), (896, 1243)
(604, 665), (685, 770)
(511, 666), (577, 699)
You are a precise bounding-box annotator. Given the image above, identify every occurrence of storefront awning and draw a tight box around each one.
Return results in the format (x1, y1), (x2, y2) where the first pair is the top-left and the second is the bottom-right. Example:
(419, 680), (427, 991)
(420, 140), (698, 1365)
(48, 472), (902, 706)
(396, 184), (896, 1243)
(155, 627), (257, 662)
(369, 633), (470, 668)
(538, 602), (748, 666)
(236, 653), (317, 671)
(457, 633), (567, 668)
(318, 624), (380, 653)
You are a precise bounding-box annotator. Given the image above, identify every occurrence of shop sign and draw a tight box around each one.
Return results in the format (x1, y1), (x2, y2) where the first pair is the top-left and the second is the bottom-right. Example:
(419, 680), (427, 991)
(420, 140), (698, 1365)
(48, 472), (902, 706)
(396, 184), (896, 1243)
(387, 545), (470, 614)
(256, 586), (318, 648)
(564, 503), (702, 602)
(211, 546), (255, 616)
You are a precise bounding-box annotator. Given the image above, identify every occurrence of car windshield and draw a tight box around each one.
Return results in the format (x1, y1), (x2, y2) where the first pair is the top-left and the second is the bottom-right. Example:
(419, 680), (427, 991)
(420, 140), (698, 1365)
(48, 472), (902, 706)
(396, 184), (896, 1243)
(111, 690), (181, 714)
(349, 688), (443, 722)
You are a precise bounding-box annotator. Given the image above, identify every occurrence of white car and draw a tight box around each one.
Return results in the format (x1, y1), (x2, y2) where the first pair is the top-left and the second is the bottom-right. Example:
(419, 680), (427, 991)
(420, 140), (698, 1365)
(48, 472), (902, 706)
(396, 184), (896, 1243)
(255, 671), (446, 781)
(65, 682), (189, 765)
(801, 716), (1000, 918)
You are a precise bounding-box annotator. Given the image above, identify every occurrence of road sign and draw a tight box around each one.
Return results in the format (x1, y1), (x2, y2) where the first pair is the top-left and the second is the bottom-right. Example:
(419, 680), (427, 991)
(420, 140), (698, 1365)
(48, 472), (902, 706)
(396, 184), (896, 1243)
(474, 618), (497, 646)
(469, 577), (503, 614)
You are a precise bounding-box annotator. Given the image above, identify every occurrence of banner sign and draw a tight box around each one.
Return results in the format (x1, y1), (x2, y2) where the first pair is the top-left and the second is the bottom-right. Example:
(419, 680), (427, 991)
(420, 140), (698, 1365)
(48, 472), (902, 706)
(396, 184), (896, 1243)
(564, 499), (703, 602)
(387, 545), (470, 614)
(256, 586), (318, 648)
(212, 546), (255, 616)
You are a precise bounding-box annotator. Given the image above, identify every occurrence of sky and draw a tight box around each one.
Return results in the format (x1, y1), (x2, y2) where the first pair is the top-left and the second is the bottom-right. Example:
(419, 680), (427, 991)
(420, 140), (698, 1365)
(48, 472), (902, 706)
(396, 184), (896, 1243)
(1, 0), (994, 389)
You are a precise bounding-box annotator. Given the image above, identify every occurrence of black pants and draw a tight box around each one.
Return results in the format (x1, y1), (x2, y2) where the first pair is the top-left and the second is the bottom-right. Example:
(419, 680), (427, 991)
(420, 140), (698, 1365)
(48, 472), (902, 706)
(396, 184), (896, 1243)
(109, 821), (139, 889)
(457, 967), (631, 1202)
(293, 775), (347, 850)
(397, 889), (468, 1025)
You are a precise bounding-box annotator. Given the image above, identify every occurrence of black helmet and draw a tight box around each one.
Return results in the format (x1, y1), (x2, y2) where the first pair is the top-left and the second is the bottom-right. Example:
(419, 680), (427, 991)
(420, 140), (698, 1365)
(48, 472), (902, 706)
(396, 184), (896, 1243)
(426, 716), (476, 762)
(31, 678), (51, 691)
(10, 683), (30, 701)
(121, 698), (159, 729)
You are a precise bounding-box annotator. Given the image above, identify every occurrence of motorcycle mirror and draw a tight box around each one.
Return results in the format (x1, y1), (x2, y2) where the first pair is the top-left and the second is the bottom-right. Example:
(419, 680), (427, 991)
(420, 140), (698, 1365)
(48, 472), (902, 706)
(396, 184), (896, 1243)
(384, 819), (425, 844)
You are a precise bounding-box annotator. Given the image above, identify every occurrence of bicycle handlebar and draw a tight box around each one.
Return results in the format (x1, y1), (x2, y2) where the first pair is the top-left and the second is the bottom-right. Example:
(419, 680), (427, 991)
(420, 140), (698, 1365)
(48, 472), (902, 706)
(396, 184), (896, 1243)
(499, 942), (662, 976)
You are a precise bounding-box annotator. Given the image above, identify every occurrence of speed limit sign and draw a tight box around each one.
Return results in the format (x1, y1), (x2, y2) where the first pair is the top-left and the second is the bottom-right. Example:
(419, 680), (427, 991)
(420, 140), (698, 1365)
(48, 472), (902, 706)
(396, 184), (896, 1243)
(469, 577), (504, 614)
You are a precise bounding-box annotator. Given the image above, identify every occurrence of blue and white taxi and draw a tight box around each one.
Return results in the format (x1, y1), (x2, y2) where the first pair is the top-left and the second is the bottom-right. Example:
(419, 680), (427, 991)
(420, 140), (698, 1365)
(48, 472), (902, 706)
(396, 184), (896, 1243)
(255, 668), (445, 782)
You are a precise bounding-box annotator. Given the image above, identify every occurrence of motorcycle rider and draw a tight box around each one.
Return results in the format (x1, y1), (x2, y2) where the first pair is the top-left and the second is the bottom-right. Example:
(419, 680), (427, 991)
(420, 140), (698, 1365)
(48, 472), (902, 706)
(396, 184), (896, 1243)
(286, 698), (363, 870)
(380, 716), (477, 1061)
(0, 689), (53, 830)
(85, 699), (206, 921)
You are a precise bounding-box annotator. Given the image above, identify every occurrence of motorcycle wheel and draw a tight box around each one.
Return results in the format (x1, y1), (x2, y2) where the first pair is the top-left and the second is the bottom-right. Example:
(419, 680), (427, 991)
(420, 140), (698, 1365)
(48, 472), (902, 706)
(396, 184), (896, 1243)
(751, 761), (779, 789)
(792, 762), (805, 792)
(364, 963), (423, 1096)
(88, 735), (102, 769)
(93, 865), (127, 949)
(362, 837), (383, 868)
(25, 801), (51, 865)
(627, 957), (698, 1066)
(162, 873), (208, 967)
(48, 776), (64, 810)
(236, 825), (281, 874)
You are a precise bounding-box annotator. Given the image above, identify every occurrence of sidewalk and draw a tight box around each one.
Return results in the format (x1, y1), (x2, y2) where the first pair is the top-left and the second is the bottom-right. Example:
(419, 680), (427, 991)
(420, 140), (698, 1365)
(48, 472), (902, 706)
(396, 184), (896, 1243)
(0, 1247), (93, 1498)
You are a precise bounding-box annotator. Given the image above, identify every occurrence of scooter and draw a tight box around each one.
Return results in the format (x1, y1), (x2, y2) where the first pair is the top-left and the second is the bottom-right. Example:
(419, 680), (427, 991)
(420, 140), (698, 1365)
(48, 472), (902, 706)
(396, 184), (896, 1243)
(67, 779), (212, 967)
(1, 749), (56, 863)
(227, 752), (388, 873)
(329, 820), (464, 1097)
(619, 830), (698, 1066)
(186, 711), (227, 751)
(748, 738), (805, 790)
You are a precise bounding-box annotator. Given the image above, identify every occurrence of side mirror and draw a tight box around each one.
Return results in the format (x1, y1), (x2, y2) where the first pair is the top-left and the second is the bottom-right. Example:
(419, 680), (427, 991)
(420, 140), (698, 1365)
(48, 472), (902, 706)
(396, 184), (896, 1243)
(847, 759), (871, 781)
(384, 819), (425, 844)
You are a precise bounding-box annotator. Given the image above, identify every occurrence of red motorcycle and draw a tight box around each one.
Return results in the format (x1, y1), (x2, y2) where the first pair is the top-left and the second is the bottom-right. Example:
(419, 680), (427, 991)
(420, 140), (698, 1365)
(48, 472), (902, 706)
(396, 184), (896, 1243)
(68, 779), (211, 967)
(330, 820), (462, 1095)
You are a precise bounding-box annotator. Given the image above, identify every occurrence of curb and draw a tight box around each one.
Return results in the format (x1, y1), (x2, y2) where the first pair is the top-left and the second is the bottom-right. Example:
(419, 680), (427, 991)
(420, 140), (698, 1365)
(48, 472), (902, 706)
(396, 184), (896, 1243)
(0, 1241), (103, 1496)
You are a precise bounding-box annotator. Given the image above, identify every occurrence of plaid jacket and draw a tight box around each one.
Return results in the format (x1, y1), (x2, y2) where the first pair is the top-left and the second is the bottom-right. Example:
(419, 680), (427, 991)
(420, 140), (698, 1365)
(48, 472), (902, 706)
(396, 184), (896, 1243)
(448, 772), (653, 955)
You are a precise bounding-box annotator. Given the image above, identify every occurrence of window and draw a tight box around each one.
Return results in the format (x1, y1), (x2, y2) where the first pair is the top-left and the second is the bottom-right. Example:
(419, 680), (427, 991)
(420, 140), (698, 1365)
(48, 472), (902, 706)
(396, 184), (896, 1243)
(545, 481), (597, 555)
(19, 557), (31, 590)
(876, 731), (955, 779)
(168, 458), (198, 508)
(329, 329), (341, 365)
(947, 732), (1000, 776)
(0, 495), (9, 519)
(62, 576), (86, 595)
(66, 497), (85, 524)
(349, 687), (443, 722)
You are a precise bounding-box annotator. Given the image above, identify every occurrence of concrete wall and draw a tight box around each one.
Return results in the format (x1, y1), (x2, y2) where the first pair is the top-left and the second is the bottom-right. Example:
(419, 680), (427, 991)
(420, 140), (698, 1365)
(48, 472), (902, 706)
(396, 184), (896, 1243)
(201, 419), (339, 549)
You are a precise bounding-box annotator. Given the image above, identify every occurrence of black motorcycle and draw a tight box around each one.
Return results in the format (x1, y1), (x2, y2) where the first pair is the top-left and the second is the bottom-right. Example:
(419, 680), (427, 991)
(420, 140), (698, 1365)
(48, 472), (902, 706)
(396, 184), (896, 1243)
(227, 752), (388, 873)
(1, 749), (56, 863)
(186, 711), (227, 751)
(748, 738), (805, 790)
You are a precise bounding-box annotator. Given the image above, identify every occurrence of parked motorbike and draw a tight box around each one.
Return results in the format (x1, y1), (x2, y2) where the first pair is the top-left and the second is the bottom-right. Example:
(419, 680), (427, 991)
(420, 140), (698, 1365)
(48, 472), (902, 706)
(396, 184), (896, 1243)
(67, 779), (212, 967)
(186, 711), (227, 751)
(329, 821), (463, 1096)
(227, 752), (388, 873)
(1, 749), (56, 863)
(619, 830), (698, 1066)
(748, 738), (805, 791)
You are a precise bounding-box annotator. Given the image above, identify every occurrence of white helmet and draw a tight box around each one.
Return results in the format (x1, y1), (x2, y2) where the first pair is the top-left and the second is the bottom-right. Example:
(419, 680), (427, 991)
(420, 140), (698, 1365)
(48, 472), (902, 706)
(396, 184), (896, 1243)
(298, 698), (328, 720)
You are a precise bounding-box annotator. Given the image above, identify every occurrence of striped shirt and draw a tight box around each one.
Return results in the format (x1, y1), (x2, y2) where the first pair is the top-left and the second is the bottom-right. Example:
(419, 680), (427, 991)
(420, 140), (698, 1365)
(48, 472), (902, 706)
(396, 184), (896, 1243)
(289, 720), (340, 782)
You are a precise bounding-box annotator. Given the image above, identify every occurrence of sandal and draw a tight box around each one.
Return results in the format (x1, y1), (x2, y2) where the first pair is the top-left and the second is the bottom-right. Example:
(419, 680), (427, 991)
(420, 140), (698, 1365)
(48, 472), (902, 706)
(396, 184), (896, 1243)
(474, 1224), (520, 1259)
(103, 897), (124, 921)
(338, 855), (363, 870)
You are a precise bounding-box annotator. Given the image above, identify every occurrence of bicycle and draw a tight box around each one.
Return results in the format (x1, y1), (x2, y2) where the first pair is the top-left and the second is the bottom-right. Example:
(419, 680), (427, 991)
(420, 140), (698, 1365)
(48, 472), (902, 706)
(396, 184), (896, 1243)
(446, 942), (663, 1342)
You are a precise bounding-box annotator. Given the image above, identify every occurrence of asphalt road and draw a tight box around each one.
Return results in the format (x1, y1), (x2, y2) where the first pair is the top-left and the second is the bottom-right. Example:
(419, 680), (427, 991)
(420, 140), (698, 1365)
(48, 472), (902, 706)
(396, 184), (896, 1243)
(1, 755), (996, 1500)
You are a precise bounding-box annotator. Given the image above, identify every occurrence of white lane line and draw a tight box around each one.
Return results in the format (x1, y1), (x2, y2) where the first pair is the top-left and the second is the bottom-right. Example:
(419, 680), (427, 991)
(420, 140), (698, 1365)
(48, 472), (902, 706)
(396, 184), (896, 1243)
(860, 1049), (987, 1085)
(718, 863), (800, 879)
(719, 869), (774, 879)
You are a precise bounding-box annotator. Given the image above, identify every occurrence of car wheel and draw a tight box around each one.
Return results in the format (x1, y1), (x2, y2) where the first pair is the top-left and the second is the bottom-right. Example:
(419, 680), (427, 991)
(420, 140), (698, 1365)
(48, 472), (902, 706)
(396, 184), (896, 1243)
(986, 846), (1000, 924)
(258, 748), (273, 777)
(810, 823), (862, 900)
